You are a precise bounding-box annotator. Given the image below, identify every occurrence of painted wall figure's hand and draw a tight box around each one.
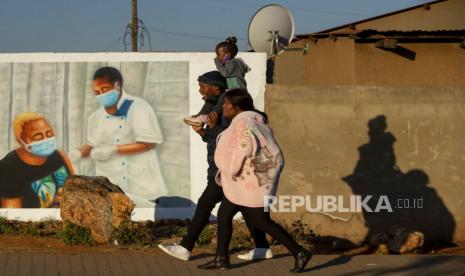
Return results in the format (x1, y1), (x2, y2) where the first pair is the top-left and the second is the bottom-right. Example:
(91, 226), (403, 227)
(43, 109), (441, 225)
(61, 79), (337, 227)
(80, 144), (93, 158)
(90, 144), (117, 161)
(68, 148), (82, 163)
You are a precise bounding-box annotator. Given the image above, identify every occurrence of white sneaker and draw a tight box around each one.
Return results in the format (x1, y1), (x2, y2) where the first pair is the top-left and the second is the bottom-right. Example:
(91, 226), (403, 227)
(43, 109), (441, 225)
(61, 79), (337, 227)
(158, 243), (191, 261)
(237, 248), (273, 260)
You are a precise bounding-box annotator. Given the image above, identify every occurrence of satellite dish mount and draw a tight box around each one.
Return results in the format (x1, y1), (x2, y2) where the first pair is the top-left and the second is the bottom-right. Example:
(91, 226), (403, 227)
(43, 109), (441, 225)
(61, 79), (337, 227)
(268, 30), (308, 58)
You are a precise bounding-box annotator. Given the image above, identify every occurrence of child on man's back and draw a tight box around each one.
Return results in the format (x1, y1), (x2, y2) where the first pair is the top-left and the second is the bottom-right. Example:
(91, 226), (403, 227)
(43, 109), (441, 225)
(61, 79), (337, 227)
(184, 36), (251, 127)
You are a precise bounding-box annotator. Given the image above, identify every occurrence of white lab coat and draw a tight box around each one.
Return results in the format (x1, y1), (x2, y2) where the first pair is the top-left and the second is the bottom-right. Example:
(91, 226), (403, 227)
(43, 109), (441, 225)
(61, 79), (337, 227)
(87, 90), (167, 206)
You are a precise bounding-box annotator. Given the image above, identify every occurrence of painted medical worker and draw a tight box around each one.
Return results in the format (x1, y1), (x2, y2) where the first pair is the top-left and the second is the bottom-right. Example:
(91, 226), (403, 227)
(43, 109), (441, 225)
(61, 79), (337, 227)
(69, 67), (167, 206)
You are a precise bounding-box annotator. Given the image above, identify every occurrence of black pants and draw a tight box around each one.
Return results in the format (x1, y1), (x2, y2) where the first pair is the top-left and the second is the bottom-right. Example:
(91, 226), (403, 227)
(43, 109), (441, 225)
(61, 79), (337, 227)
(180, 176), (269, 251)
(216, 196), (303, 257)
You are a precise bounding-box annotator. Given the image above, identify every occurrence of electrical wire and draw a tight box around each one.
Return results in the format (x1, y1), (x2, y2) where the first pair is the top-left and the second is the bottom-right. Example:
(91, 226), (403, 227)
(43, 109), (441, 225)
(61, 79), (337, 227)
(123, 19), (153, 51)
(101, 0), (427, 51)
(145, 26), (247, 41)
(117, 19), (248, 51)
(102, 34), (124, 51)
(193, 0), (374, 16)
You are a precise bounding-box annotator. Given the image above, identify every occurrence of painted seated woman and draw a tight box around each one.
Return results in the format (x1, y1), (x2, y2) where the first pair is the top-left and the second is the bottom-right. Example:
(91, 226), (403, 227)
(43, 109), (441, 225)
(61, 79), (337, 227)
(0, 112), (74, 208)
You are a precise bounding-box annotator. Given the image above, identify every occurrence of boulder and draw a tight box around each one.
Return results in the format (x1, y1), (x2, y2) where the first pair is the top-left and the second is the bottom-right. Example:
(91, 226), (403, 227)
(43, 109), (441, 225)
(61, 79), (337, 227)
(60, 175), (135, 244)
(370, 225), (424, 254)
(391, 230), (424, 254)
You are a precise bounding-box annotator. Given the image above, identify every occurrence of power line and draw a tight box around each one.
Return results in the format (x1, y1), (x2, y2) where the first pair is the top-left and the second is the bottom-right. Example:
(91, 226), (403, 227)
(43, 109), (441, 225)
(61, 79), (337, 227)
(197, 0), (259, 7)
(103, 26), (247, 51)
(101, 0), (371, 52)
(102, 34), (124, 51)
(193, 0), (374, 16)
(292, 7), (374, 16)
(145, 26), (247, 41)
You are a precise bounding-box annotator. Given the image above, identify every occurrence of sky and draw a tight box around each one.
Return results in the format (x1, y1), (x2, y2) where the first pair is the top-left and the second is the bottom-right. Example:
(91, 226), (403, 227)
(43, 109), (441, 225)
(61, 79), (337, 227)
(0, 0), (432, 53)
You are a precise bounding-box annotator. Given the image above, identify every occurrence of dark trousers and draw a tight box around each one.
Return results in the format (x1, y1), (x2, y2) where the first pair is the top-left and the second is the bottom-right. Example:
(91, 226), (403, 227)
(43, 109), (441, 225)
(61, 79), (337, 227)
(180, 176), (269, 251)
(216, 196), (303, 257)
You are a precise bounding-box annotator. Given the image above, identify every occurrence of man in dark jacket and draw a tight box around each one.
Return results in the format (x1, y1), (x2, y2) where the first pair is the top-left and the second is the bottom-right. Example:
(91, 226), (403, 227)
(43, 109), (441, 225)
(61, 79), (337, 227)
(158, 71), (272, 261)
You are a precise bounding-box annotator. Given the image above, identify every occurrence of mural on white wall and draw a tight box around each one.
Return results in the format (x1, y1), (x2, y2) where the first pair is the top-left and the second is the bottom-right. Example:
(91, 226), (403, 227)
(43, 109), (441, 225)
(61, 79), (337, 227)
(0, 61), (190, 208)
(0, 52), (266, 220)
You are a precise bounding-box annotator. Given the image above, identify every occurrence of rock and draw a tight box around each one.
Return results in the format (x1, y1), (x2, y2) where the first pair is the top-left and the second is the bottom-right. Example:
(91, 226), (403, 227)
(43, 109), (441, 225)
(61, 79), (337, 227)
(369, 225), (424, 254)
(377, 244), (389, 254)
(390, 230), (424, 254)
(60, 175), (135, 244)
(370, 231), (389, 247)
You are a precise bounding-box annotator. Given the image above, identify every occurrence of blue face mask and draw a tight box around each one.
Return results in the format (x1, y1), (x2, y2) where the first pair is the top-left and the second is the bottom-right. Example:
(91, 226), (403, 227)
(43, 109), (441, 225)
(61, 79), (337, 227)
(21, 137), (57, 157)
(95, 88), (120, 107)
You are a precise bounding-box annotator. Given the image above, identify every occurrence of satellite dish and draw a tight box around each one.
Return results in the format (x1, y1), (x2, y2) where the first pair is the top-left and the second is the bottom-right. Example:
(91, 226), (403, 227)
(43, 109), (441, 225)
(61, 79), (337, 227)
(248, 4), (308, 58)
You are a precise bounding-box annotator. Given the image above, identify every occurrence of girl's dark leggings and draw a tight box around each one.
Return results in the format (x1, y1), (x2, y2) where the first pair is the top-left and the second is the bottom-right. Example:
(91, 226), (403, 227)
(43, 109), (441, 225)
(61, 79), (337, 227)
(180, 176), (269, 251)
(216, 196), (304, 257)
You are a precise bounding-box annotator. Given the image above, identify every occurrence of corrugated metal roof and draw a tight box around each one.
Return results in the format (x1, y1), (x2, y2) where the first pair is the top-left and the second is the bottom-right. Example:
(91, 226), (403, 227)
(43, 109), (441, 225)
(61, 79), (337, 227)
(357, 29), (465, 38)
(295, 0), (448, 39)
(300, 29), (465, 39)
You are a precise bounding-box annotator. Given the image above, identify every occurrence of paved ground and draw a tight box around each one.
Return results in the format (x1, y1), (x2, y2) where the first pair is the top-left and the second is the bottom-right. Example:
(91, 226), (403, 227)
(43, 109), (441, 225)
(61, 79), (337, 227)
(0, 251), (464, 276)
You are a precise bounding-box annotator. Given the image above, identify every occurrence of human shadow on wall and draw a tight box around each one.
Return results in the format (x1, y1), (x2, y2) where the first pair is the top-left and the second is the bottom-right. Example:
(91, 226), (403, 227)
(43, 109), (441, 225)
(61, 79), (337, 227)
(342, 115), (455, 247)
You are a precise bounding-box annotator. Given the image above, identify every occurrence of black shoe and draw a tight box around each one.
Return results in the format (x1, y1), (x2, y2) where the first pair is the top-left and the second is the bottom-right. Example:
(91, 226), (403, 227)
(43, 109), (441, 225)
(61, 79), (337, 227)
(198, 256), (231, 270)
(290, 250), (312, 273)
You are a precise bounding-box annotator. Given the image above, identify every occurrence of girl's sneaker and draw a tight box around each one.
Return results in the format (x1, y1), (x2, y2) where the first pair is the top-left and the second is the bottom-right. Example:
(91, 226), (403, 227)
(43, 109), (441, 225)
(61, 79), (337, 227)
(237, 248), (273, 260)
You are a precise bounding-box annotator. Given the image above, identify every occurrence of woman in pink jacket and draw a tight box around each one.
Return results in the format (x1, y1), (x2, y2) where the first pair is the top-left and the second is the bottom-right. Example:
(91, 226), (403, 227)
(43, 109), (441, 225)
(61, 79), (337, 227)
(199, 89), (312, 272)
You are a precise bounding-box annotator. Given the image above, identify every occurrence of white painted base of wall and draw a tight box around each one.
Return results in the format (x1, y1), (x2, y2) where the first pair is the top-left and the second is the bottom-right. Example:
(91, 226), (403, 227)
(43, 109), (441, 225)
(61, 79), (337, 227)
(0, 206), (244, 221)
(0, 207), (193, 221)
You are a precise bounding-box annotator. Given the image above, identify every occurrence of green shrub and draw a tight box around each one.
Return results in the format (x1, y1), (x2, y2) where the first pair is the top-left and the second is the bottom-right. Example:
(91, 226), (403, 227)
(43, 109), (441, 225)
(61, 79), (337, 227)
(59, 222), (95, 246)
(36, 220), (62, 237)
(112, 220), (156, 246)
(0, 217), (18, 234)
(19, 222), (39, 236)
(229, 224), (254, 250)
(174, 226), (188, 236)
(196, 225), (214, 246)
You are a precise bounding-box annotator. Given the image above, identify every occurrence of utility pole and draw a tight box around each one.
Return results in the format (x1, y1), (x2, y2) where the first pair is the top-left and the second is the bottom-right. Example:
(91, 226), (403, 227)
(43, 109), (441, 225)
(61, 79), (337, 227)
(131, 0), (138, 52)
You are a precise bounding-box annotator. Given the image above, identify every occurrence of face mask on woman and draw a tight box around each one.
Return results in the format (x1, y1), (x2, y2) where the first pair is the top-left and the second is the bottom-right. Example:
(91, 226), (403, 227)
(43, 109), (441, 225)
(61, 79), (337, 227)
(95, 85), (120, 107)
(21, 137), (57, 157)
